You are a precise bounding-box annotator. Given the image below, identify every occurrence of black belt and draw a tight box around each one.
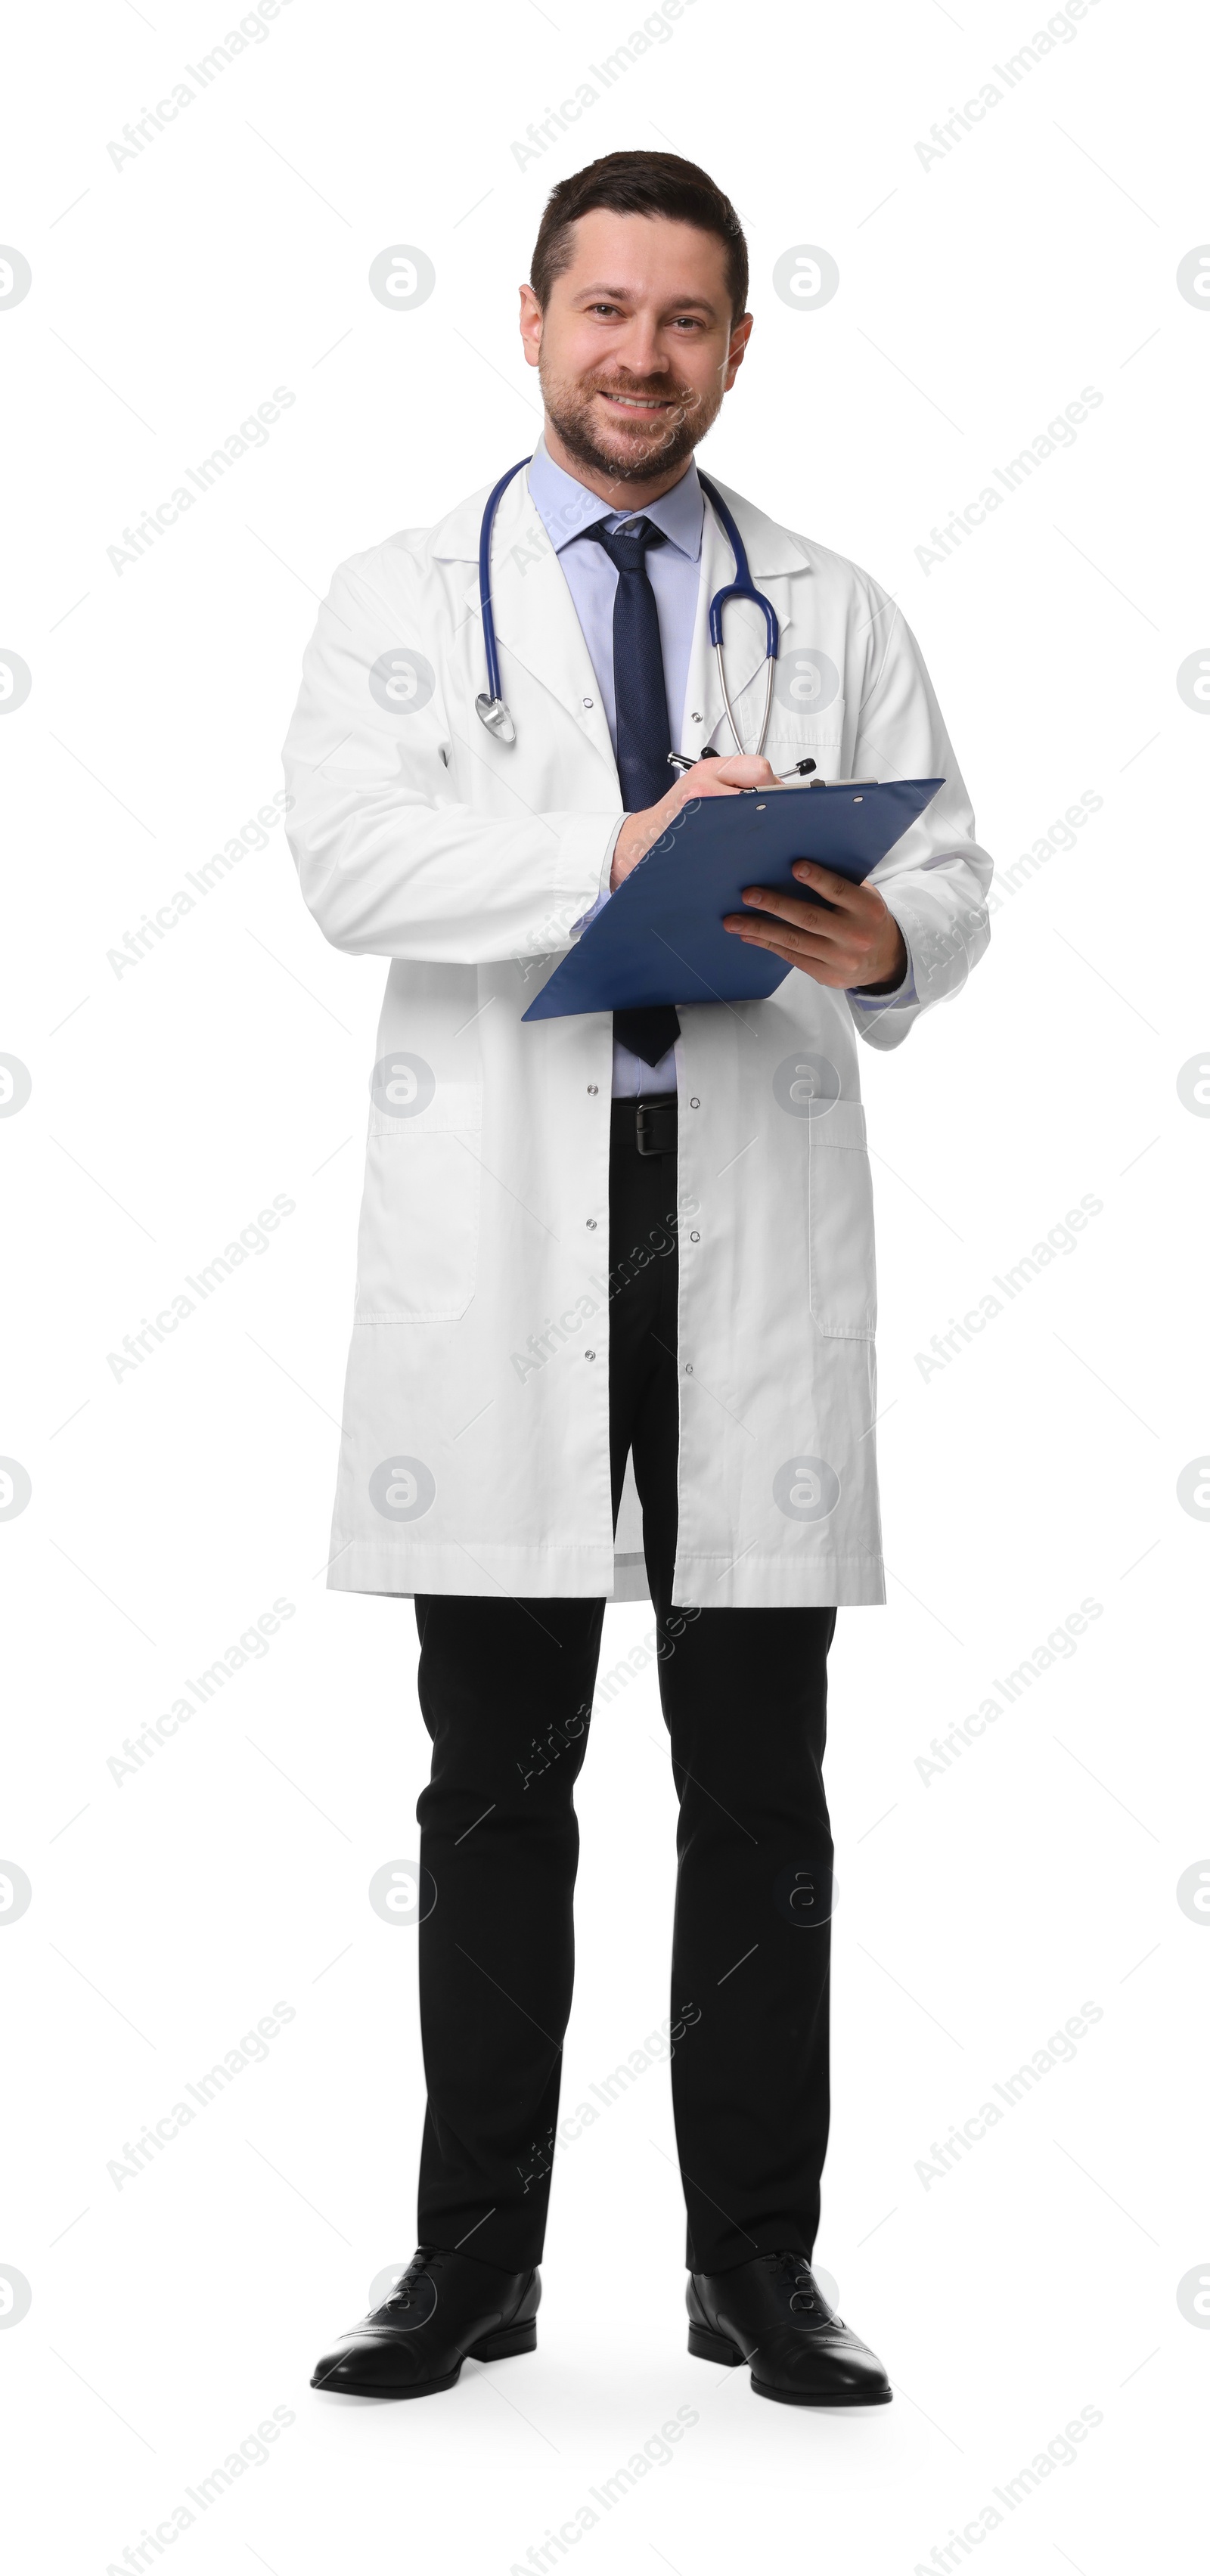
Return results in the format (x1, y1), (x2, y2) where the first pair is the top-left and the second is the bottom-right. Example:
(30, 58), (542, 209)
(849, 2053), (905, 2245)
(610, 1093), (678, 1158)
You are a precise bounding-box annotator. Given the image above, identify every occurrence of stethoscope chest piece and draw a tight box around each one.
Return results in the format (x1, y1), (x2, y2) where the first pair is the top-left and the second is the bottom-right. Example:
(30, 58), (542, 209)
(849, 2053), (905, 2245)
(475, 691), (516, 744)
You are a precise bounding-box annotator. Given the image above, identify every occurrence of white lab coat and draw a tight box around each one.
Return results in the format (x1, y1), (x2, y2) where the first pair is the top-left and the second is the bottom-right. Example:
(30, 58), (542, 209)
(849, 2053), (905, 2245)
(282, 460), (991, 1608)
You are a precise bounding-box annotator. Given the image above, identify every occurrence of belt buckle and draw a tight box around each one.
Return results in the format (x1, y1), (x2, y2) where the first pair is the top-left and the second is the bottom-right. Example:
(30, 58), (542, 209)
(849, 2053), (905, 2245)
(636, 1099), (675, 1158)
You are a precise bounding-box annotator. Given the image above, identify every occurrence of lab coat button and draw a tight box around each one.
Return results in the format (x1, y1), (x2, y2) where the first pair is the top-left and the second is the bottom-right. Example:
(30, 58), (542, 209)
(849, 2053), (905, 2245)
(689, 1096), (700, 1108)
(587, 1084), (598, 1095)
(684, 1362), (693, 1374)
(585, 1349), (596, 1361)
(586, 1218), (597, 1229)
(690, 1231), (700, 1243)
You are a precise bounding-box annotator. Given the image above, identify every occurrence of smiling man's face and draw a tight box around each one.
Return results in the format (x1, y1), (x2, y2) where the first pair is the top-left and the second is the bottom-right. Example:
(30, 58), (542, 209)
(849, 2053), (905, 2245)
(519, 207), (752, 501)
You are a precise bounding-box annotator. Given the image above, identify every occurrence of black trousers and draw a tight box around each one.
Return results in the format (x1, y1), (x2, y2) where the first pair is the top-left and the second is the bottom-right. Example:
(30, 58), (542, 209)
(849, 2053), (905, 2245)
(414, 1098), (836, 2274)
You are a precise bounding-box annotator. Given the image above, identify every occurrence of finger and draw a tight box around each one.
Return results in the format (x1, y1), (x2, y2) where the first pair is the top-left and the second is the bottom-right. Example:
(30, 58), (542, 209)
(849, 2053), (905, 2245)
(687, 776), (743, 799)
(735, 888), (848, 941)
(723, 907), (836, 944)
(790, 859), (864, 909)
(724, 917), (837, 966)
(700, 754), (778, 788)
(724, 925), (850, 981)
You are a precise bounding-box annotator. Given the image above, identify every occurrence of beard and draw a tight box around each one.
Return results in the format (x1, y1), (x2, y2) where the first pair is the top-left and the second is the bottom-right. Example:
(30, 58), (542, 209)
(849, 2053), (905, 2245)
(538, 358), (722, 484)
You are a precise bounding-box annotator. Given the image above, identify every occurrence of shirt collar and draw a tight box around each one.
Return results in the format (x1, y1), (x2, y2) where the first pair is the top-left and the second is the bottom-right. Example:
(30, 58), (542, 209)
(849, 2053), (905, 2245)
(528, 432), (704, 563)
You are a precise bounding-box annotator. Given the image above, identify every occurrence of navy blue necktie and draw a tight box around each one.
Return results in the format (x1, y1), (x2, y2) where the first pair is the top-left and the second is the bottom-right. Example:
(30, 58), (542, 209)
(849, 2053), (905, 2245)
(586, 518), (681, 1073)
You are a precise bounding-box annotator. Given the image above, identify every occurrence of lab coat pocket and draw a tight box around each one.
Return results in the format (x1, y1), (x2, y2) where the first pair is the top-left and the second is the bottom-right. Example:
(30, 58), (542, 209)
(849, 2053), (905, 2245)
(354, 1129), (481, 1323)
(765, 702), (845, 783)
(808, 1099), (876, 1338)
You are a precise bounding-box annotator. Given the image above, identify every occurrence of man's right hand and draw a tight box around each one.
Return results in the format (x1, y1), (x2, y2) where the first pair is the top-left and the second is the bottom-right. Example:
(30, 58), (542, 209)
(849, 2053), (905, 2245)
(609, 755), (780, 891)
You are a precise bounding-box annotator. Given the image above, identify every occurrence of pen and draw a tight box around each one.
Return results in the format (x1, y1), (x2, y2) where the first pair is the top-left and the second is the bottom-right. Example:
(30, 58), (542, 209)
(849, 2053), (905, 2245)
(666, 752), (818, 780)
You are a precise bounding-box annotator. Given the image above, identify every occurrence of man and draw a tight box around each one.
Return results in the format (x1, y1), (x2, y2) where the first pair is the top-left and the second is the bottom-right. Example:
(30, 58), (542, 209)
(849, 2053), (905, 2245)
(284, 150), (990, 2407)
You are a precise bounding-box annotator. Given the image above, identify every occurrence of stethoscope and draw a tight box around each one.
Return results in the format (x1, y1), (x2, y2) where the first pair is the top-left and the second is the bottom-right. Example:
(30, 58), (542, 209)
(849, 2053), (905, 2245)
(474, 457), (790, 767)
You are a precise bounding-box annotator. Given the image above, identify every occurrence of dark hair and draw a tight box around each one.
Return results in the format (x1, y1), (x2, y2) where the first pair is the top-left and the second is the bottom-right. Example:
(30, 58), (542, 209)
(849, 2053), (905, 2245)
(529, 150), (749, 327)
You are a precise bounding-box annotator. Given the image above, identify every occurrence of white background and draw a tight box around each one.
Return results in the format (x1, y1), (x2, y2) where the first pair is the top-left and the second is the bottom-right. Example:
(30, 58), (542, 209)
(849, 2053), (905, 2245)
(2, 0), (1208, 2567)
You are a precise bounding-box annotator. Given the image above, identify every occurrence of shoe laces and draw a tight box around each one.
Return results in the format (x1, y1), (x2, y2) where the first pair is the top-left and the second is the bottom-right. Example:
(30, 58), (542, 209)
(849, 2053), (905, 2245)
(382, 2249), (443, 2311)
(765, 2250), (821, 2314)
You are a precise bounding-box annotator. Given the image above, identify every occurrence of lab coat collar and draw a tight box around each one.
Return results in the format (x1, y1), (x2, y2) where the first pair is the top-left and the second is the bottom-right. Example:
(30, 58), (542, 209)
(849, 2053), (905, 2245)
(429, 441), (811, 580)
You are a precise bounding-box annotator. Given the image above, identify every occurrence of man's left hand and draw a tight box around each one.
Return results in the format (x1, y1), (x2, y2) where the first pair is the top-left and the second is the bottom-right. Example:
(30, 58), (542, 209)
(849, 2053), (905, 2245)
(723, 860), (908, 993)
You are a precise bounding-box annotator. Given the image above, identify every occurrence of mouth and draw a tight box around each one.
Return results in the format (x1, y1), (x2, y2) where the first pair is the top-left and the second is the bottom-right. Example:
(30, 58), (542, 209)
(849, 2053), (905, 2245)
(596, 389), (681, 418)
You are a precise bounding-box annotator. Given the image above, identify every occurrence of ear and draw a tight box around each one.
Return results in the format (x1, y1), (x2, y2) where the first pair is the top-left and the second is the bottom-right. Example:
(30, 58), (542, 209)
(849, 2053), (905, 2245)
(723, 312), (754, 391)
(519, 283), (544, 371)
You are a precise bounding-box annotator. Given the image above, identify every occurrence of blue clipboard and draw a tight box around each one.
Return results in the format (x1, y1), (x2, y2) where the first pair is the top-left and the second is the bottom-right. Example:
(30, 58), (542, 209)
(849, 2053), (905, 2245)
(522, 777), (944, 1018)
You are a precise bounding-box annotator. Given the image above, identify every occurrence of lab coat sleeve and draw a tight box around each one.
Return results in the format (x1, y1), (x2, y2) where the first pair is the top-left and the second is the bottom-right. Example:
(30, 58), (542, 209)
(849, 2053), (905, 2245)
(845, 599), (992, 1050)
(281, 560), (619, 965)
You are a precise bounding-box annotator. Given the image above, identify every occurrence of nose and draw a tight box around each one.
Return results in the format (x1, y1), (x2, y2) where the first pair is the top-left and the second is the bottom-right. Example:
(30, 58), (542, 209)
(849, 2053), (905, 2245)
(613, 317), (672, 380)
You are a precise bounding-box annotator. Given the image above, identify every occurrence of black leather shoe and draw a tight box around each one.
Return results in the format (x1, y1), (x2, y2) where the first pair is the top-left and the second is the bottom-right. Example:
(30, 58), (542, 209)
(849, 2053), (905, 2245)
(312, 2246), (540, 2399)
(687, 2252), (891, 2407)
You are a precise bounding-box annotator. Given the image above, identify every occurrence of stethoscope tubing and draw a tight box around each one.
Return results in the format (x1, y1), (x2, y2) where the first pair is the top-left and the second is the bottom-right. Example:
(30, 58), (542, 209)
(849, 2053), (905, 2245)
(477, 457), (531, 709)
(477, 457), (780, 757)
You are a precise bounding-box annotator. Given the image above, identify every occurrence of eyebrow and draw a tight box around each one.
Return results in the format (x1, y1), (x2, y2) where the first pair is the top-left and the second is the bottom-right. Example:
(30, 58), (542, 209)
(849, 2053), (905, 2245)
(571, 282), (720, 315)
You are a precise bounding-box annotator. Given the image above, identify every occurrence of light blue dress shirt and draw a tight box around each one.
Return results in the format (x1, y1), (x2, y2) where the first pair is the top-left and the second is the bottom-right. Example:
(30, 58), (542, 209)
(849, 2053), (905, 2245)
(526, 441), (913, 1096)
(527, 437), (705, 762)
